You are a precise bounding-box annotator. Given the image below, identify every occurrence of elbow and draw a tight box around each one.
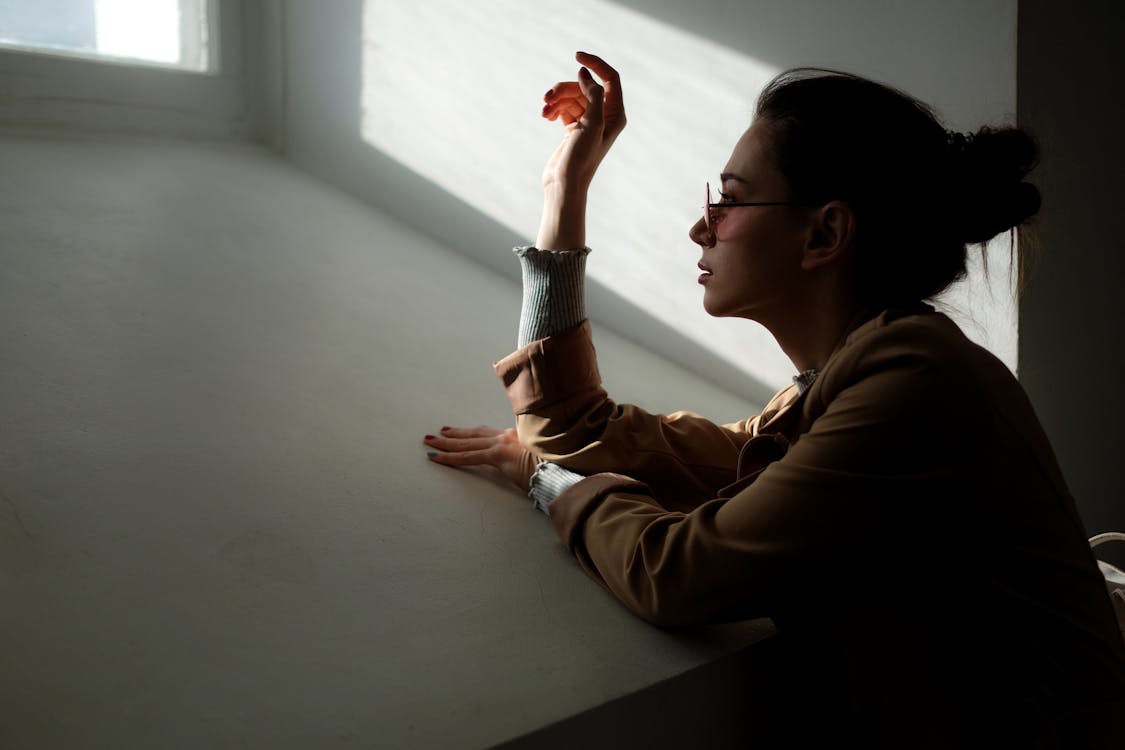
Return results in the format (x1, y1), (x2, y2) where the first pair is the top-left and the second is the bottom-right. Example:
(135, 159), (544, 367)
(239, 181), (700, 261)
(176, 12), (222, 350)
(616, 576), (704, 629)
(624, 589), (759, 629)
(635, 606), (694, 629)
(612, 558), (766, 628)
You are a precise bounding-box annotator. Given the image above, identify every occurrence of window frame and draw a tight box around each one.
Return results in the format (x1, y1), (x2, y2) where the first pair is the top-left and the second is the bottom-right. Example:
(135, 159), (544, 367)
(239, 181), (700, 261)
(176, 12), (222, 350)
(0, 0), (255, 139)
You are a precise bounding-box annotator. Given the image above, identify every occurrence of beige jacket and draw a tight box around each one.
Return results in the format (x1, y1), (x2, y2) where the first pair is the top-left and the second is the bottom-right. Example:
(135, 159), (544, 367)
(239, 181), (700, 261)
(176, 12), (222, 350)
(494, 306), (1125, 739)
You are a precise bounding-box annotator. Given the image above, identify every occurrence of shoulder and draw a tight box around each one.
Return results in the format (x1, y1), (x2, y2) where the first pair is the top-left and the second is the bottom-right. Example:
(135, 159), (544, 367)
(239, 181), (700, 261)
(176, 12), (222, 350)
(806, 306), (1008, 426)
(782, 307), (1009, 474)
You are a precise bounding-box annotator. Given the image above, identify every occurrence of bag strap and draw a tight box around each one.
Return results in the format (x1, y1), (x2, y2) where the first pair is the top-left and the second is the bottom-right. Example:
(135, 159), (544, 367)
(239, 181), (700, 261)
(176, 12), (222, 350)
(1090, 532), (1125, 549)
(1090, 534), (1125, 641)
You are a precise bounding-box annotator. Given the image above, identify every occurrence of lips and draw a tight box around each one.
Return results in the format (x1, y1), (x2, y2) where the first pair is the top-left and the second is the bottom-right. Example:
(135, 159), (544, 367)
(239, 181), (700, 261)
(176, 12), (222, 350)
(697, 261), (713, 284)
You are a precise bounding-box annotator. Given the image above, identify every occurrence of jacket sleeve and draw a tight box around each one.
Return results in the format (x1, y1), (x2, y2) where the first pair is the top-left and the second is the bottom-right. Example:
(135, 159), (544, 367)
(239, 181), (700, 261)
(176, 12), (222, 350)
(545, 338), (971, 627)
(494, 321), (774, 510)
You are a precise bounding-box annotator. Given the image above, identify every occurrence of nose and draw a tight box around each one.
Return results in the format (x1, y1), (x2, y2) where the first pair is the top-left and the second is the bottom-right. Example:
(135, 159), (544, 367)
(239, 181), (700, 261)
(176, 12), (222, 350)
(689, 215), (715, 248)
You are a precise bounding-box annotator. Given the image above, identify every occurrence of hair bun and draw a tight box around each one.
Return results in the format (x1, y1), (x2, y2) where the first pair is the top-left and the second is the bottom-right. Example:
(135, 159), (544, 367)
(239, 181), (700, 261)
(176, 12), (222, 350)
(948, 127), (1042, 243)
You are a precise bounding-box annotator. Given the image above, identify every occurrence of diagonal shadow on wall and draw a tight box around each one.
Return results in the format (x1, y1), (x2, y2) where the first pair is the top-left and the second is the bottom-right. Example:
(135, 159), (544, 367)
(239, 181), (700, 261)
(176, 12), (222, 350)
(281, 0), (778, 407)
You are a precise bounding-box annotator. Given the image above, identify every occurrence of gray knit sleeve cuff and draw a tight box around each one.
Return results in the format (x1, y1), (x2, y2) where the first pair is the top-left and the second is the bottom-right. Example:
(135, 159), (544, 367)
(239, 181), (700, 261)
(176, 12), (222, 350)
(515, 246), (590, 348)
(528, 461), (586, 515)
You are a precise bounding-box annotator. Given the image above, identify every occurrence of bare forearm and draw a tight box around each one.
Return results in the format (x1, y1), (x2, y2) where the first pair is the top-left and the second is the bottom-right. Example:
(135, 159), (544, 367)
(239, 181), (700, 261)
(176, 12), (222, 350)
(535, 186), (588, 251)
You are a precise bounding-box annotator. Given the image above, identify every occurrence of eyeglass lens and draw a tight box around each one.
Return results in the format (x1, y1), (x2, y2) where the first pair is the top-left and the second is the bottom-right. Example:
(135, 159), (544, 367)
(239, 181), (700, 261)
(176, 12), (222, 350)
(704, 182), (713, 232)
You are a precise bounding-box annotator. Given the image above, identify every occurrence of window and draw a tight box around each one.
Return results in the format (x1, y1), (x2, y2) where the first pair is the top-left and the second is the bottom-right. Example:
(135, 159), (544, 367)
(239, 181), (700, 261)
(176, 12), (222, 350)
(0, 0), (214, 73)
(0, 1), (265, 140)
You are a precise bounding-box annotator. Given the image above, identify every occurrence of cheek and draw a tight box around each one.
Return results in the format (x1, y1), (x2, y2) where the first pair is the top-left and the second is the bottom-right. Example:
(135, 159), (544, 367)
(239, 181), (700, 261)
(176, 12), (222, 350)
(717, 214), (802, 271)
(713, 215), (748, 244)
(714, 211), (771, 245)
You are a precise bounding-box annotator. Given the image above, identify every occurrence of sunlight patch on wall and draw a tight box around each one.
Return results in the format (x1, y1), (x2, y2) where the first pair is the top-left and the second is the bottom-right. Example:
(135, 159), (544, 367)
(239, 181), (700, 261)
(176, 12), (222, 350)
(360, 0), (1018, 388)
(360, 0), (799, 388)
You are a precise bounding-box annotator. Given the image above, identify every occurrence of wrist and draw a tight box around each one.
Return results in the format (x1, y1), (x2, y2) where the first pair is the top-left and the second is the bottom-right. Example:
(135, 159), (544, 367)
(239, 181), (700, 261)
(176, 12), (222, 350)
(536, 187), (587, 251)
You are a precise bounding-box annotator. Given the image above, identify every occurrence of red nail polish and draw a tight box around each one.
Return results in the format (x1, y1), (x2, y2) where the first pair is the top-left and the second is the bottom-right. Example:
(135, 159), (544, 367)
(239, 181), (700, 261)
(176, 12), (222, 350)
(441, 426), (451, 432)
(544, 88), (554, 99)
(424, 434), (435, 440)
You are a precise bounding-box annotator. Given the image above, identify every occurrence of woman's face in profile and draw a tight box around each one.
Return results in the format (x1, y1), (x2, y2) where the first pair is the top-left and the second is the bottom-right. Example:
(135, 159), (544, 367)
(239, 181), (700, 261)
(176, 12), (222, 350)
(691, 120), (813, 323)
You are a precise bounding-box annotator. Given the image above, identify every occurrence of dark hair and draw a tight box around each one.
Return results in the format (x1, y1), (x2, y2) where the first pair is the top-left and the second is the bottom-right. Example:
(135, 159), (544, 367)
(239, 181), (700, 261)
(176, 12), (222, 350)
(755, 68), (1040, 306)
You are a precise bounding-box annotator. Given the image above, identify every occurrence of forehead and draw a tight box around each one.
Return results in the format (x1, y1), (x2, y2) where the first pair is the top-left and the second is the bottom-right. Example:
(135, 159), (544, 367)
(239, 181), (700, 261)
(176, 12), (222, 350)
(722, 120), (785, 189)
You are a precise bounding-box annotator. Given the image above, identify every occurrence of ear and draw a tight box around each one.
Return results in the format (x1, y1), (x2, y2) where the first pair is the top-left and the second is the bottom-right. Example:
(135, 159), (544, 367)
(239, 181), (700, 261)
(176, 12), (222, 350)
(802, 200), (856, 271)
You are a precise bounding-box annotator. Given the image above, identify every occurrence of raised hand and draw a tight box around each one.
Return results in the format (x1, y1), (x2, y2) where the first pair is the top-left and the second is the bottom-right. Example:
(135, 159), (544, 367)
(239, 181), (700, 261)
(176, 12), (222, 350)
(536, 52), (626, 251)
(540, 51), (627, 192)
(424, 426), (539, 492)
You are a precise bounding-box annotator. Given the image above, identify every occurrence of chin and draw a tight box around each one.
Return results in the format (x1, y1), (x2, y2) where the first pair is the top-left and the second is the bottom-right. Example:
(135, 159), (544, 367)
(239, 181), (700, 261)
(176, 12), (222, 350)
(701, 295), (722, 317)
(702, 291), (737, 318)
(703, 290), (757, 321)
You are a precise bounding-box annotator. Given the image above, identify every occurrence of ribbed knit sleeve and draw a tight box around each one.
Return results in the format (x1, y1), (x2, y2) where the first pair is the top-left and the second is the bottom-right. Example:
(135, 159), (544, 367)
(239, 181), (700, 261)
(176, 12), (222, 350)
(515, 246), (590, 348)
(528, 461), (587, 515)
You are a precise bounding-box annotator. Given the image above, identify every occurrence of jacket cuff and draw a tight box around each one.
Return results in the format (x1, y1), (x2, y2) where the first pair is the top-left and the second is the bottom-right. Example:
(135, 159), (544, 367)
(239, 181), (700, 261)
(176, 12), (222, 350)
(515, 246), (590, 348)
(549, 473), (653, 552)
(528, 461), (587, 515)
(493, 320), (601, 414)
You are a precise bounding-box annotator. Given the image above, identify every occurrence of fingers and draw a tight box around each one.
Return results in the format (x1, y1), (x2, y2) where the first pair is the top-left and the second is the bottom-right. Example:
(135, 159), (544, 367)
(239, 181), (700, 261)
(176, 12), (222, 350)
(423, 426), (509, 464)
(423, 429), (506, 472)
(426, 447), (496, 467)
(575, 51), (619, 86)
(543, 53), (623, 138)
(424, 433), (498, 453)
(543, 82), (586, 123)
(544, 81), (581, 102)
(435, 425), (502, 439)
(544, 69), (603, 123)
(423, 425), (533, 491)
(576, 51), (625, 136)
(576, 66), (603, 124)
(543, 98), (585, 123)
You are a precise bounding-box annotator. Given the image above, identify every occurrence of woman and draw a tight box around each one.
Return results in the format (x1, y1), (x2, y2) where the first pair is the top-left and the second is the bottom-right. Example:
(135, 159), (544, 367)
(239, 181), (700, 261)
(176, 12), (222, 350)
(424, 52), (1125, 745)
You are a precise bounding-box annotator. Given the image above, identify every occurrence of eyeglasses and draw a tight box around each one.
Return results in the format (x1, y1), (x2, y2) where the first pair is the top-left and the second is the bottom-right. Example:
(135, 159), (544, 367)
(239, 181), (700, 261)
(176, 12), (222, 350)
(703, 182), (815, 233)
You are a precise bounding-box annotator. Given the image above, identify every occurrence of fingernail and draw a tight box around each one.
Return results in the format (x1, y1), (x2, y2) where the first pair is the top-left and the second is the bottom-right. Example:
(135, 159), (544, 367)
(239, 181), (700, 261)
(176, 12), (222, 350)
(424, 434), (435, 440)
(544, 88), (554, 99)
(579, 66), (591, 79)
(440, 426), (451, 432)
(541, 103), (550, 115)
(426, 451), (438, 458)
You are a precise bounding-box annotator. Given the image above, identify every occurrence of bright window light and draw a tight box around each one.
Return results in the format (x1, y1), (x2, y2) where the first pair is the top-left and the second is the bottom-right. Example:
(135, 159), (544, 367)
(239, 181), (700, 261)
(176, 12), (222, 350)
(360, 0), (1018, 389)
(0, 0), (212, 72)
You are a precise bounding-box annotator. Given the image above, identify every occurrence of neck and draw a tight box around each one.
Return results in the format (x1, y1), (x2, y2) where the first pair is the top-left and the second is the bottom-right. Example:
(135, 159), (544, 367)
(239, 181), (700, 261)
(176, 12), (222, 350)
(762, 287), (865, 375)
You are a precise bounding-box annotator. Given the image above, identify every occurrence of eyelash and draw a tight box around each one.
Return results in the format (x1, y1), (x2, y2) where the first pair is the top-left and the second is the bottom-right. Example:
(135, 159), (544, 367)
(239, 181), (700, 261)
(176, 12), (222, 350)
(717, 191), (734, 203)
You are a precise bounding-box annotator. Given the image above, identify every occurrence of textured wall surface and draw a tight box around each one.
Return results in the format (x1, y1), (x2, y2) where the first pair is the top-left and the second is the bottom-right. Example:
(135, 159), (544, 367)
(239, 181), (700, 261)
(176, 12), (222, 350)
(281, 0), (1019, 403)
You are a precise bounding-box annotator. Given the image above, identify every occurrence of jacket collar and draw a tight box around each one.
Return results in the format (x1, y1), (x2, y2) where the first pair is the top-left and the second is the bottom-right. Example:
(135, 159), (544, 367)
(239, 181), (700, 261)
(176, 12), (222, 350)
(756, 302), (935, 436)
